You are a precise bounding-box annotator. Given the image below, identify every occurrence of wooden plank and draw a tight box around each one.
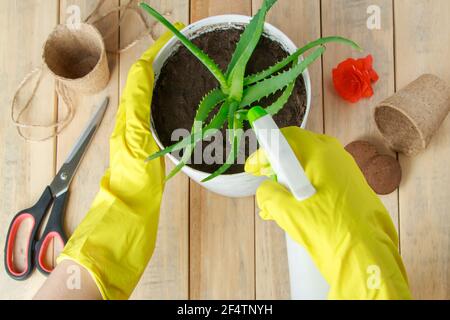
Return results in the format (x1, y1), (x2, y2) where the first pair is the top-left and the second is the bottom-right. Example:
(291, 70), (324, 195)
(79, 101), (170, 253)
(189, 0), (255, 300)
(321, 0), (398, 226)
(251, 0), (323, 300)
(191, 0), (252, 22)
(0, 0), (58, 300)
(190, 184), (255, 299)
(119, 0), (190, 300)
(394, 0), (450, 299)
(56, 0), (120, 270)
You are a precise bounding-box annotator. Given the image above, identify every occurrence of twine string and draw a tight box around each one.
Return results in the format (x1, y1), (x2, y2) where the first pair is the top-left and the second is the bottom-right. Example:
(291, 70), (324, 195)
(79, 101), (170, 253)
(11, 0), (160, 141)
(87, 0), (158, 54)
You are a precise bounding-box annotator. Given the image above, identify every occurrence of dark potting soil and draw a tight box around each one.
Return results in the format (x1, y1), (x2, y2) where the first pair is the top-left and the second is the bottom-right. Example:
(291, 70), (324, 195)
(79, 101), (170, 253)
(152, 28), (307, 174)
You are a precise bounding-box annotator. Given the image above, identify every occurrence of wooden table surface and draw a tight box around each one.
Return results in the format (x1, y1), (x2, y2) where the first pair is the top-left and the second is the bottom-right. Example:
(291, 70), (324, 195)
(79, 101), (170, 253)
(1, 0), (449, 300)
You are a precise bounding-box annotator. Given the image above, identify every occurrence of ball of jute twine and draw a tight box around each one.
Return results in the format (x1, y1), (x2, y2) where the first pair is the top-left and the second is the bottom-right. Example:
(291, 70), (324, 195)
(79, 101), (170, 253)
(11, 0), (170, 142)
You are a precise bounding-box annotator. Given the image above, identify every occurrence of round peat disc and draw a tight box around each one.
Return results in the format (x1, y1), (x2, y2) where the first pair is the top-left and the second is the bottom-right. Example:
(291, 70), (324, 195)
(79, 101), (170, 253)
(362, 155), (402, 195)
(345, 140), (379, 168)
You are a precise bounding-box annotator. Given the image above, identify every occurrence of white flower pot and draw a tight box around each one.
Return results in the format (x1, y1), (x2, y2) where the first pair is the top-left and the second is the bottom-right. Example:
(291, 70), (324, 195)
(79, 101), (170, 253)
(151, 15), (312, 198)
(151, 15), (329, 300)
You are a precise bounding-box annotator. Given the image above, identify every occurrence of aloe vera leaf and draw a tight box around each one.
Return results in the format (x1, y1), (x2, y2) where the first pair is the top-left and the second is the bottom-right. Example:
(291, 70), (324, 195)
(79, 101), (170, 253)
(162, 101), (232, 180)
(225, 0), (277, 77)
(244, 36), (361, 86)
(265, 79), (295, 115)
(165, 147), (194, 180)
(174, 90), (227, 179)
(236, 109), (249, 121)
(202, 115), (244, 182)
(195, 88), (227, 122)
(263, 57), (300, 115)
(140, 3), (229, 93)
(227, 101), (239, 144)
(204, 100), (231, 132)
(146, 133), (192, 162)
(146, 92), (229, 161)
(226, 0), (277, 101)
(172, 95), (228, 179)
(165, 132), (197, 181)
(240, 46), (325, 108)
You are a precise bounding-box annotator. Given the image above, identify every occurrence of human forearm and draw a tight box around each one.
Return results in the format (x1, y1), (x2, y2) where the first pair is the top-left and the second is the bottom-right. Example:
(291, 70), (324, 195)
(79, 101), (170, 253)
(34, 260), (102, 300)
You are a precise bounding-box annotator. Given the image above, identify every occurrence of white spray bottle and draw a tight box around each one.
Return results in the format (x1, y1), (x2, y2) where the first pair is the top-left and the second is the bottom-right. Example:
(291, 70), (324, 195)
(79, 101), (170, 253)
(248, 106), (330, 300)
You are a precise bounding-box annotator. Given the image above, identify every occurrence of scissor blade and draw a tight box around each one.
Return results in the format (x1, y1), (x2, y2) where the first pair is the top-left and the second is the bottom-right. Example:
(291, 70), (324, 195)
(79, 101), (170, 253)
(50, 97), (109, 196)
(66, 97), (109, 163)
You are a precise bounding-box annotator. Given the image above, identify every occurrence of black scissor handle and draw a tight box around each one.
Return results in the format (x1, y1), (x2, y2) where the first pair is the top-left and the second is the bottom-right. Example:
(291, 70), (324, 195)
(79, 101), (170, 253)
(4, 187), (53, 281)
(35, 191), (69, 276)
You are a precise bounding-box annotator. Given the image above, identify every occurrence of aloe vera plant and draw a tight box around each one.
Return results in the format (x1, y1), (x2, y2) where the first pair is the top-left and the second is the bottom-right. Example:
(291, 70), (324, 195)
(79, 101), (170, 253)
(140, 0), (362, 182)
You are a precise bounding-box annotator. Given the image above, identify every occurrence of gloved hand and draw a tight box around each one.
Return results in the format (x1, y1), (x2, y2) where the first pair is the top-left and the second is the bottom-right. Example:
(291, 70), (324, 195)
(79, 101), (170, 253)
(245, 127), (412, 299)
(57, 24), (185, 300)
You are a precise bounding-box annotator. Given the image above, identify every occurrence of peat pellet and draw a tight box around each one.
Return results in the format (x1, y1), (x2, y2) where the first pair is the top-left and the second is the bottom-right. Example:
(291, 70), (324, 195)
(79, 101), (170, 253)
(345, 140), (379, 168)
(362, 155), (402, 195)
(374, 74), (450, 156)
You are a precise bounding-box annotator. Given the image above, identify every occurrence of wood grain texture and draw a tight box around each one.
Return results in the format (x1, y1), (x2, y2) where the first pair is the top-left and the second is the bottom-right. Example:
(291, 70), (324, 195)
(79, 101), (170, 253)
(189, 0), (256, 300)
(190, 183), (255, 299)
(57, 0), (119, 242)
(251, 0), (323, 300)
(0, 0), (59, 300)
(121, 0), (190, 300)
(131, 162), (189, 300)
(191, 0), (252, 22)
(321, 0), (399, 226)
(394, 0), (450, 299)
(1, 0), (450, 300)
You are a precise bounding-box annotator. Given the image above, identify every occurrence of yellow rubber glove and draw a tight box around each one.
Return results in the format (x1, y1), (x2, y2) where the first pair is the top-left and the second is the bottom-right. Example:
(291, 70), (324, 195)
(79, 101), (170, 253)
(246, 127), (412, 300)
(57, 23), (185, 300)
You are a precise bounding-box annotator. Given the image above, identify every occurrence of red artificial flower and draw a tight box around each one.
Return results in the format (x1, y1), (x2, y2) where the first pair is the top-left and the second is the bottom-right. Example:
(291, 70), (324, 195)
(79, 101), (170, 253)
(332, 55), (379, 103)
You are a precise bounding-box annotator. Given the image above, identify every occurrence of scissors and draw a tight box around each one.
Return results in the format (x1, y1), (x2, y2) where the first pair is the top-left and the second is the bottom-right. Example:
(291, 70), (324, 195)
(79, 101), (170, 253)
(4, 97), (109, 281)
